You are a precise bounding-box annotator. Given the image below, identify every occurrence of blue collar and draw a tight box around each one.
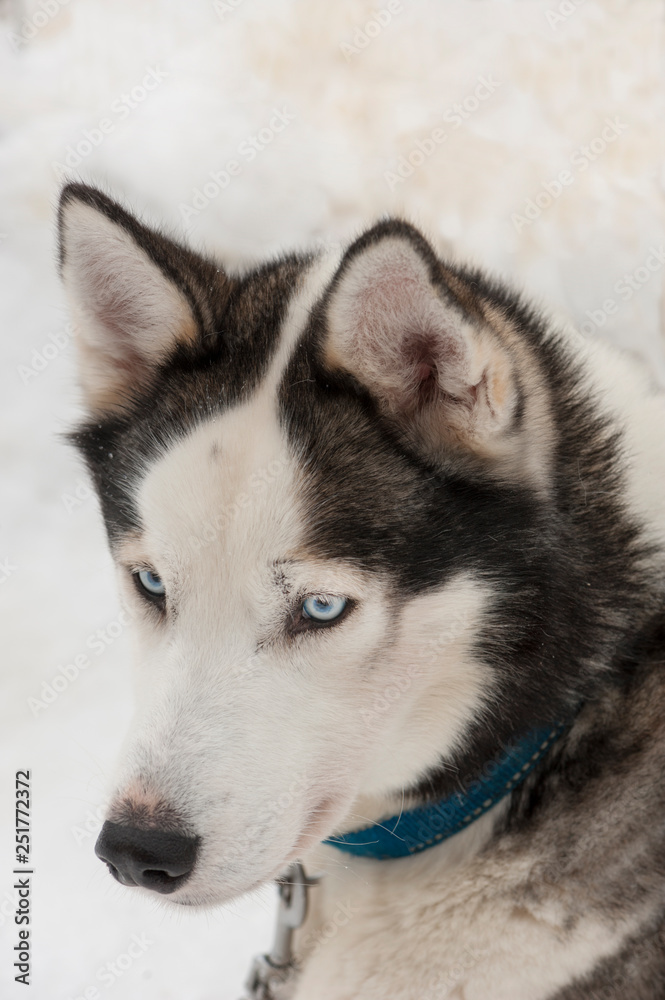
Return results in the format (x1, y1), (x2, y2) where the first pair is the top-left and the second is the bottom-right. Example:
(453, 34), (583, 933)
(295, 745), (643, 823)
(324, 721), (568, 860)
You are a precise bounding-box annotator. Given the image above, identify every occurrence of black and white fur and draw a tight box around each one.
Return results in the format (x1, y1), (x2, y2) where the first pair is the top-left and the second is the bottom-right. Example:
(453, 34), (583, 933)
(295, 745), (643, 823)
(58, 182), (665, 998)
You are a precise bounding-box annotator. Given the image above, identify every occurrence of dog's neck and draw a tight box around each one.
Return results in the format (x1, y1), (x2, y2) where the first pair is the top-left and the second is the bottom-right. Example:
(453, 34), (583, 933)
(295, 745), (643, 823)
(322, 721), (570, 861)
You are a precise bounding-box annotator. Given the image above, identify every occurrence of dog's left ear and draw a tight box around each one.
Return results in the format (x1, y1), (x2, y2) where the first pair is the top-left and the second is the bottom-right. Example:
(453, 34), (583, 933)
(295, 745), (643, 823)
(324, 222), (520, 461)
(57, 183), (224, 415)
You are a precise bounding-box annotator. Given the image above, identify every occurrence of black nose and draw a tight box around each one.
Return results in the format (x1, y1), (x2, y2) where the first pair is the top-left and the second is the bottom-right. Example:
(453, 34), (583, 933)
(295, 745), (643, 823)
(95, 821), (199, 894)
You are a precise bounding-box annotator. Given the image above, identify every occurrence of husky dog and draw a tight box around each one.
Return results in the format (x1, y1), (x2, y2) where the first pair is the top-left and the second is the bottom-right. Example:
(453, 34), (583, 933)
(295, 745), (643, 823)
(58, 182), (665, 999)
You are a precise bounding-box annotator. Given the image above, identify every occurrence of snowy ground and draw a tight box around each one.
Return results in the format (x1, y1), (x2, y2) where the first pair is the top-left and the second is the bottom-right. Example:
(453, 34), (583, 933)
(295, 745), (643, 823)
(0, 1), (663, 997)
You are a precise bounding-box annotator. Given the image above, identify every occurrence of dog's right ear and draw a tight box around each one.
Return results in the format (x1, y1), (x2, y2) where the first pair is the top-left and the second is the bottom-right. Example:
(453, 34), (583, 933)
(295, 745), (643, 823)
(323, 221), (522, 466)
(58, 183), (224, 415)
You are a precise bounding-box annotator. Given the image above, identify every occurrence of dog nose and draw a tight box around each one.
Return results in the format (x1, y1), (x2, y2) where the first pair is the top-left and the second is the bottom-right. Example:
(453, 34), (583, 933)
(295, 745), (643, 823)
(95, 821), (199, 894)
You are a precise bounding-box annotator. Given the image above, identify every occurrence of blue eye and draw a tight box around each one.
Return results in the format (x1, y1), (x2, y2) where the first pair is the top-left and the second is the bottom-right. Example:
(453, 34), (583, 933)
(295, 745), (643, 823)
(302, 594), (347, 623)
(136, 569), (166, 598)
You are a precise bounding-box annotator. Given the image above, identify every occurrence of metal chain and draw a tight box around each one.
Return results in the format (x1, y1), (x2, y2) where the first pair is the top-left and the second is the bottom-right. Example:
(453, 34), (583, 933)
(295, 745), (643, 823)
(240, 862), (322, 1000)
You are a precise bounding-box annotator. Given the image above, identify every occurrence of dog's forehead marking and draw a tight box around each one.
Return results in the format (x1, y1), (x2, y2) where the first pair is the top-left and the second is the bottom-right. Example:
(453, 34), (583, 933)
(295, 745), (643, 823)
(259, 245), (343, 395)
(140, 394), (292, 547)
(133, 248), (345, 567)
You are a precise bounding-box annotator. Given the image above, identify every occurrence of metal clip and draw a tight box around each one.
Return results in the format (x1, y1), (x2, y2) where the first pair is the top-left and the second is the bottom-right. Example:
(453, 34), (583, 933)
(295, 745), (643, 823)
(241, 862), (322, 1000)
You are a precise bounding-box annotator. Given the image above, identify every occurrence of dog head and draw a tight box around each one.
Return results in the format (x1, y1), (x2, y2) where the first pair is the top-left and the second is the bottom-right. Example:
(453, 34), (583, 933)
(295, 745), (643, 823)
(58, 184), (648, 906)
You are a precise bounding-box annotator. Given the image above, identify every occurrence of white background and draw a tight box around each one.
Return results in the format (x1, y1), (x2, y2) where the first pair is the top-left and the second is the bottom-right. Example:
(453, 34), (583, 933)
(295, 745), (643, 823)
(0, 1), (664, 997)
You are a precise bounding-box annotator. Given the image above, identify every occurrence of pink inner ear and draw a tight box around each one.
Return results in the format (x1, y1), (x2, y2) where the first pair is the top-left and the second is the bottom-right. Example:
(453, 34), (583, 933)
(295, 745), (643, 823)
(402, 334), (441, 407)
(416, 361), (434, 380)
(328, 237), (476, 415)
(401, 325), (473, 412)
(328, 237), (515, 443)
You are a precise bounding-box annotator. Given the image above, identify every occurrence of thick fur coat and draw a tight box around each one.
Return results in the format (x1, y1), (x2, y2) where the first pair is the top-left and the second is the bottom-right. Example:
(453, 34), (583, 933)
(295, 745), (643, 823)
(58, 183), (665, 998)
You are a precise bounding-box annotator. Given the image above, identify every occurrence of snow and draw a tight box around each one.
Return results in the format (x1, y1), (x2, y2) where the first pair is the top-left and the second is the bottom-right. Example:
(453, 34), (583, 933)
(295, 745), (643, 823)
(0, 1), (663, 997)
